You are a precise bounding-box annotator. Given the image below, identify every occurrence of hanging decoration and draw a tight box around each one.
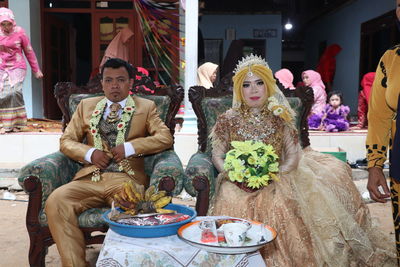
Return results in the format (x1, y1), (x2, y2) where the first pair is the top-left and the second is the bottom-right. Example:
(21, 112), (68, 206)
(133, 0), (181, 85)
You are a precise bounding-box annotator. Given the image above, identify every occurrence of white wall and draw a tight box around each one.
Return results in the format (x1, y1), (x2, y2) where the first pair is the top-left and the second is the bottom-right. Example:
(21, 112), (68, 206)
(304, 0), (395, 114)
(9, 0), (43, 118)
(200, 14), (282, 72)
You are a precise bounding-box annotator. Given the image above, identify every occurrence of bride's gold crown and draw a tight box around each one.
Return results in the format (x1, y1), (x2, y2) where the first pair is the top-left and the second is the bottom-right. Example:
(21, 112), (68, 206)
(233, 54), (269, 74)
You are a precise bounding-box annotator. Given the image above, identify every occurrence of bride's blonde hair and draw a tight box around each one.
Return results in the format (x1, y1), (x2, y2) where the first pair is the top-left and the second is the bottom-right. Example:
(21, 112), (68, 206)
(232, 55), (295, 126)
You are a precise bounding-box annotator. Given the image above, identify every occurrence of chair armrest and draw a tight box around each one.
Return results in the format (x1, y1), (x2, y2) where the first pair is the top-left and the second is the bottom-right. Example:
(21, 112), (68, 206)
(144, 150), (185, 196)
(18, 151), (82, 208)
(184, 151), (218, 216)
(184, 151), (217, 197)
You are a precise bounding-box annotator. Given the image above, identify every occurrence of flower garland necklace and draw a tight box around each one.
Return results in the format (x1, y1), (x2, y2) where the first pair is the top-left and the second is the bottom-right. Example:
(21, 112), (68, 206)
(89, 95), (136, 182)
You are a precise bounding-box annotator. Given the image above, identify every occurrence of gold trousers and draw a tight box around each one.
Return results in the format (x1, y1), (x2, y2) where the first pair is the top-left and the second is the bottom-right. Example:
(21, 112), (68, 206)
(45, 172), (132, 267)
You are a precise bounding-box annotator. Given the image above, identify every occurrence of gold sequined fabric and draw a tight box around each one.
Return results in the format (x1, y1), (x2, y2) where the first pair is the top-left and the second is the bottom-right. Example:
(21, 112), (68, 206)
(212, 107), (284, 155)
(210, 108), (397, 266)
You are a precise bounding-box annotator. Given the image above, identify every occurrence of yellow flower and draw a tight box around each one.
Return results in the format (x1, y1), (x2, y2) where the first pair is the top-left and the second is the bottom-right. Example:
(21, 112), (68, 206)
(228, 171), (244, 183)
(231, 140), (260, 156)
(232, 159), (245, 171)
(225, 140), (280, 189)
(247, 175), (269, 189)
(235, 172), (244, 182)
(228, 171), (237, 182)
(268, 162), (279, 172)
(247, 156), (256, 165)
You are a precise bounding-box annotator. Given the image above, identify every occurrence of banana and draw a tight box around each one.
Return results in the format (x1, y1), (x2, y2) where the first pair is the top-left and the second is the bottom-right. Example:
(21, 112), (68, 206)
(144, 185), (156, 201)
(136, 183), (145, 198)
(154, 196), (172, 209)
(129, 181), (144, 202)
(124, 182), (138, 203)
(118, 186), (130, 202)
(149, 190), (167, 202)
(124, 209), (137, 216)
(113, 194), (136, 211)
(156, 208), (176, 214)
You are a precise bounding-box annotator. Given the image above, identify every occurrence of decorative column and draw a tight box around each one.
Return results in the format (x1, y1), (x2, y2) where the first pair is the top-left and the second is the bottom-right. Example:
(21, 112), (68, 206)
(180, 0), (198, 133)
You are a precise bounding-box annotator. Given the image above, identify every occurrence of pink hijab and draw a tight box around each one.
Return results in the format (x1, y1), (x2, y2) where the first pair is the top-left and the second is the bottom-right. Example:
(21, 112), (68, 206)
(99, 27), (134, 68)
(302, 70), (327, 114)
(302, 70), (325, 90)
(360, 72), (375, 104)
(275, 68), (295, 90)
(0, 8), (16, 32)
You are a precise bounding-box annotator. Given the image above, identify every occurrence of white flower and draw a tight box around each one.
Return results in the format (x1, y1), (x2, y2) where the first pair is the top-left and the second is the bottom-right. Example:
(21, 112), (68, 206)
(267, 102), (275, 111)
(273, 107), (284, 116)
(267, 97), (279, 111)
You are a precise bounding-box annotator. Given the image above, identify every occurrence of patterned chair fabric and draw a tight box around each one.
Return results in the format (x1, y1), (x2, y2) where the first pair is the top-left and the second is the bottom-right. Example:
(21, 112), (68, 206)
(184, 85), (313, 215)
(18, 79), (184, 266)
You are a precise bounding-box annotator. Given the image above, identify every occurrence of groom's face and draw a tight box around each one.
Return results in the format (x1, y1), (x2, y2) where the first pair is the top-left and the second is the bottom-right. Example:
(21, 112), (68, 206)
(101, 67), (134, 102)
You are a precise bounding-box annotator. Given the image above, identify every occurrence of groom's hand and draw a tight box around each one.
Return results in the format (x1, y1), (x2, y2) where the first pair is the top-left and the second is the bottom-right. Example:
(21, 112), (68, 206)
(91, 150), (111, 169)
(111, 144), (125, 163)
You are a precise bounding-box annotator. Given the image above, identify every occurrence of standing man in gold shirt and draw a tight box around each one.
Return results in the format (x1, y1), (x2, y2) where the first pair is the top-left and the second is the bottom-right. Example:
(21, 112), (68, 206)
(45, 58), (173, 266)
(367, 0), (400, 261)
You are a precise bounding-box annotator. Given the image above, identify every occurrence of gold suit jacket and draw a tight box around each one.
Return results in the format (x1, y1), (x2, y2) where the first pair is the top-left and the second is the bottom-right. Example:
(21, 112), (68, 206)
(60, 96), (173, 186)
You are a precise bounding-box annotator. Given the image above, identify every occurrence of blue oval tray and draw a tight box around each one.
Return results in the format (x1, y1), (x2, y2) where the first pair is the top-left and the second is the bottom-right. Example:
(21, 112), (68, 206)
(102, 203), (197, 238)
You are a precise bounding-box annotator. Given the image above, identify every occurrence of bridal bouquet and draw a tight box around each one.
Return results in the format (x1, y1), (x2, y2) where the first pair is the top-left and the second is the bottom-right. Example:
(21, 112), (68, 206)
(224, 140), (279, 189)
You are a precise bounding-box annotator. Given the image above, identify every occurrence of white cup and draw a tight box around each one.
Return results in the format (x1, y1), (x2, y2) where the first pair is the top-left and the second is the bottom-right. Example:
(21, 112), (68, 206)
(221, 222), (249, 246)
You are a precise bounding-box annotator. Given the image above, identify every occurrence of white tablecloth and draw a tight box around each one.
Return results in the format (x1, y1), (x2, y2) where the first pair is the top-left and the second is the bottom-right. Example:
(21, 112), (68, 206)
(96, 229), (266, 267)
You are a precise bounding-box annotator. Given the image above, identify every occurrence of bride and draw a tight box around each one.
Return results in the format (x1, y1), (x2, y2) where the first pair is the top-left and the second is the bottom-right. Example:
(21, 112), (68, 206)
(209, 54), (396, 266)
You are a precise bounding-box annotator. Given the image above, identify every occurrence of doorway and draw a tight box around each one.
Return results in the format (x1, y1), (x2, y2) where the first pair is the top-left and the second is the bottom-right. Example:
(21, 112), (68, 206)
(43, 13), (91, 119)
(359, 10), (400, 83)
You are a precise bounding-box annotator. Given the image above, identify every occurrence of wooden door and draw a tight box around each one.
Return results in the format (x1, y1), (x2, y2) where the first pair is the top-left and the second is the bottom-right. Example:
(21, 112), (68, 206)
(43, 14), (71, 119)
(0, 0), (8, 8)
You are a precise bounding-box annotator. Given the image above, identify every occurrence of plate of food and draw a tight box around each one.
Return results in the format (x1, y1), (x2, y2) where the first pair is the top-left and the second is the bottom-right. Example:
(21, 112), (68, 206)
(177, 217), (276, 254)
(102, 182), (197, 238)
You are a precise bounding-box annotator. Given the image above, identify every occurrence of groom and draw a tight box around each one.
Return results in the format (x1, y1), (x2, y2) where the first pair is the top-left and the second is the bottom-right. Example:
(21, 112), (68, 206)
(45, 58), (173, 266)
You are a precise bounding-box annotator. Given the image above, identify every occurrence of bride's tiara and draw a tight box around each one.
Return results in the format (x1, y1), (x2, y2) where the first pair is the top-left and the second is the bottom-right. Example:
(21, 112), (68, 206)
(233, 54), (269, 75)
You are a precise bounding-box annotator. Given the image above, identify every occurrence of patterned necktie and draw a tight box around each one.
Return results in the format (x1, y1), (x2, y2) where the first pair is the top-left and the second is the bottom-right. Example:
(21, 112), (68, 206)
(106, 103), (122, 123)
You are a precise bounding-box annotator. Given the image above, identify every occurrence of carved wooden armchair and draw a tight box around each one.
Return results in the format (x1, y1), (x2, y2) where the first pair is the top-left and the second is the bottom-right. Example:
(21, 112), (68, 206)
(184, 85), (314, 216)
(17, 75), (185, 266)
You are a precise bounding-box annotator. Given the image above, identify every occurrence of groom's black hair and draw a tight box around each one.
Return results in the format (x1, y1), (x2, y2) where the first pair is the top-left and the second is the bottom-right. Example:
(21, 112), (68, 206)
(101, 58), (134, 79)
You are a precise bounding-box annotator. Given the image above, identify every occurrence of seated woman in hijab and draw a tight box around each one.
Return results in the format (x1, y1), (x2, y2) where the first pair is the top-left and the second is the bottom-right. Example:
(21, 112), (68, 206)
(209, 54), (396, 266)
(274, 68), (295, 90)
(302, 70), (327, 130)
(197, 62), (218, 89)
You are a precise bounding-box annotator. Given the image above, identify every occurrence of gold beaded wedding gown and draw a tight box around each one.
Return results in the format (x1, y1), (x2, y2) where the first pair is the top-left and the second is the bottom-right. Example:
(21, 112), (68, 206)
(210, 107), (396, 267)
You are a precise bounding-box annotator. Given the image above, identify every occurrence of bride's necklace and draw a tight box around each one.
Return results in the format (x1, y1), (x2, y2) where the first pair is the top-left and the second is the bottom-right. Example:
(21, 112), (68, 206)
(238, 106), (277, 141)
